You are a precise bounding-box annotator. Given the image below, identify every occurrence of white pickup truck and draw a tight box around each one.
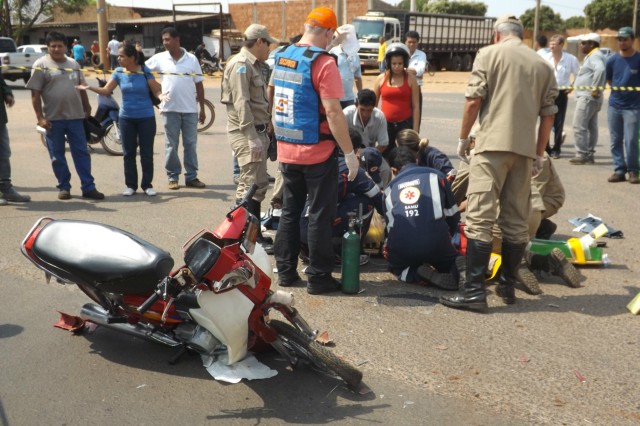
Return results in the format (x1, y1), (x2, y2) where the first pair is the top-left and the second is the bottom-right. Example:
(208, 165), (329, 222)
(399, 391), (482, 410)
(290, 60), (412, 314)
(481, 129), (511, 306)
(0, 37), (46, 84)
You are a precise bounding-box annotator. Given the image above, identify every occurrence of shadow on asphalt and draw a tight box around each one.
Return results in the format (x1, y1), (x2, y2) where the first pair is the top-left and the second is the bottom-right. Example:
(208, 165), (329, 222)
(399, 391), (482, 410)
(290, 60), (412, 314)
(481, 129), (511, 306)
(80, 326), (385, 423)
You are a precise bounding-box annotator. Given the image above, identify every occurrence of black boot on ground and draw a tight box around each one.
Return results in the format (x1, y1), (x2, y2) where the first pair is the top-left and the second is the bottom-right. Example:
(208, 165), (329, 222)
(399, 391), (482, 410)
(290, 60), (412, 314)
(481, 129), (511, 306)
(496, 241), (527, 305)
(246, 199), (274, 255)
(535, 219), (557, 240)
(525, 248), (580, 288)
(440, 239), (492, 311)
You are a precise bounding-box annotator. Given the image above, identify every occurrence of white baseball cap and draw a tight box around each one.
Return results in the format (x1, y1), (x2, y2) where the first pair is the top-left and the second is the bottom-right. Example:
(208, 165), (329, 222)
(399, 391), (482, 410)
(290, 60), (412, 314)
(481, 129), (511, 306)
(580, 33), (601, 43)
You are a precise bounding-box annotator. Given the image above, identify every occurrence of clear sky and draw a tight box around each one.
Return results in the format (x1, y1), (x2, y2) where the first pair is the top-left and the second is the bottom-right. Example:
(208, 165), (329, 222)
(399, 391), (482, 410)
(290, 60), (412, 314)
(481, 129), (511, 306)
(107, 0), (590, 20)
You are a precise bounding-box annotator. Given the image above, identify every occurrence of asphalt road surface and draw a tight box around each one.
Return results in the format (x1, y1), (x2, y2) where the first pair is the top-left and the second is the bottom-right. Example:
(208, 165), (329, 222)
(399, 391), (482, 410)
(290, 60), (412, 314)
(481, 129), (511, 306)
(0, 72), (638, 425)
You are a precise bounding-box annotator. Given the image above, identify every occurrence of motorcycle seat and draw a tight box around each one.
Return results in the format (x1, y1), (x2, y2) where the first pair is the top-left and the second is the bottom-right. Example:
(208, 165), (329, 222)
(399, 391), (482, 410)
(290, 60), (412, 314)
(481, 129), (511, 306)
(32, 220), (174, 294)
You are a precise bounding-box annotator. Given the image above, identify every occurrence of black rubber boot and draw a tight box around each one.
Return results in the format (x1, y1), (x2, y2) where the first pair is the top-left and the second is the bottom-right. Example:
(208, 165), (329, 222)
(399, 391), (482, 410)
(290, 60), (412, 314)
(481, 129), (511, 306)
(440, 239), (491, 311)
(246, 199), (274, 255)
(525, 248), (580, 288)
(496, 241), (526, 305)
(455, 255), (467, 291)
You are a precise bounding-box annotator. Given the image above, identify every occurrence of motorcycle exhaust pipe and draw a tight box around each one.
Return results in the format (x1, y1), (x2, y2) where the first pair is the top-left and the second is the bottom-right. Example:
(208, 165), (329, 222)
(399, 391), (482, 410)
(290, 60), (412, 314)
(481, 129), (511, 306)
(80, 303), (182, 347)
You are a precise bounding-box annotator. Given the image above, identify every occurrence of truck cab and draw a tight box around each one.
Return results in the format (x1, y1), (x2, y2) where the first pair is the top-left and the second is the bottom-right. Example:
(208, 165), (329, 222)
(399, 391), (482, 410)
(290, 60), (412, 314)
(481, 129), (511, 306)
(352, 12), (401, 69)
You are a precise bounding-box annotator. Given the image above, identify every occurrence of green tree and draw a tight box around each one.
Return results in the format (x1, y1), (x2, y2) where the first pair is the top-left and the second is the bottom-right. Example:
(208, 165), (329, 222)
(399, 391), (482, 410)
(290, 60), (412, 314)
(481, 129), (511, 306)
(7, 0), (90, 41)
(520, 5), (565, 32)
(584, 0), (633, 30)
(425, 0), (487, 16)
(396, 0), (429, 12)
(565, 16), (588, 29)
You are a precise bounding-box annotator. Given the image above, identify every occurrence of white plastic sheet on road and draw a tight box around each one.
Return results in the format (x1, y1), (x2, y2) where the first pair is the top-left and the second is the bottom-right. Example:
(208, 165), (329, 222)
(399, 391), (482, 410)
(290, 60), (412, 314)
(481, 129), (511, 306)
(201, 353), (278, 383)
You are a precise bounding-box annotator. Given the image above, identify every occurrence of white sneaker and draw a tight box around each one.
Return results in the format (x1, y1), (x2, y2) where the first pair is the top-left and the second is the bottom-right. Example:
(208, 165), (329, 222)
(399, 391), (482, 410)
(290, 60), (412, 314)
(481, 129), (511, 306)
(144, 188), (157, 196)
(122, 187), (135, 196)
(359, 254), (370, 266)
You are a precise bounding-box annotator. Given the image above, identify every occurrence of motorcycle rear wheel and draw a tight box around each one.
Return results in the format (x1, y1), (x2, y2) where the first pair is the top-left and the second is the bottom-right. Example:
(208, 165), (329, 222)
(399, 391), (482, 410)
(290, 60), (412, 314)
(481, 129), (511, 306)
(101, 123), (123, 156)
(268, 319), (363, 388)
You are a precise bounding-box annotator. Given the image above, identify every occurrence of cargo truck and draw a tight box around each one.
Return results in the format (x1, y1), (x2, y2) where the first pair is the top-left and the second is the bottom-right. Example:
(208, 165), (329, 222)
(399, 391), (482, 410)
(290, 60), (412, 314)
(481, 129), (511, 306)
(352, 11), (496, 72)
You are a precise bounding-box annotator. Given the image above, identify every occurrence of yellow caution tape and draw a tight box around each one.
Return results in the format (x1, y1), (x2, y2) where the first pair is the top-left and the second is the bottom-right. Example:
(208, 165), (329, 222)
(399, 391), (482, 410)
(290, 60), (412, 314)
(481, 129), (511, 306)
(420, 79), (640, 91)
(0, 64), (214, 78)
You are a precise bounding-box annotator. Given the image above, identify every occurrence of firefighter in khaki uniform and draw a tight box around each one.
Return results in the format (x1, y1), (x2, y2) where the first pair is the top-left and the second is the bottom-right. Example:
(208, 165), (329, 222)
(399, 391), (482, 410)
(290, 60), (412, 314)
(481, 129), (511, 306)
(440, 15), (558, 311)
(221, 24), (278, 254)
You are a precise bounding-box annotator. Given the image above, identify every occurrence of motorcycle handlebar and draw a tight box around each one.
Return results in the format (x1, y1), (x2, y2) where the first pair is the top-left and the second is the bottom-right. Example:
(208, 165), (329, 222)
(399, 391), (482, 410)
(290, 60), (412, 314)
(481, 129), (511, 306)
(137, 290), (161, 315)
(242, 184), (258, 206)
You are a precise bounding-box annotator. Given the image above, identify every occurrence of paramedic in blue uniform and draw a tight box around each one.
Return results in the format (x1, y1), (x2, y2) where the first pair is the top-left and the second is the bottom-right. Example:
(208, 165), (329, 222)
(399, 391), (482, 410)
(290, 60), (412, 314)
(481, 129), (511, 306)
(271, 7), (359, 295)
(384, 146), (461, 289)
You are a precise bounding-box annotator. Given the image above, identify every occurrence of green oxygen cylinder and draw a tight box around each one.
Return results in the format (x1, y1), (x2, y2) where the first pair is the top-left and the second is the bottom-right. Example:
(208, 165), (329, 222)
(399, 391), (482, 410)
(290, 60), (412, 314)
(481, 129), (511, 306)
(341, 216), (360, 294)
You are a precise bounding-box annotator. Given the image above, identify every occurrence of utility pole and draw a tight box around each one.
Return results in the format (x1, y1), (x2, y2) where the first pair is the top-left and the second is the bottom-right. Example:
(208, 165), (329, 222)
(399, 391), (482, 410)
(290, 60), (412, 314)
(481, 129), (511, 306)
(634, 0), (638, 41)
(532, 0), (541, 49)
(96, 0), (109, 70)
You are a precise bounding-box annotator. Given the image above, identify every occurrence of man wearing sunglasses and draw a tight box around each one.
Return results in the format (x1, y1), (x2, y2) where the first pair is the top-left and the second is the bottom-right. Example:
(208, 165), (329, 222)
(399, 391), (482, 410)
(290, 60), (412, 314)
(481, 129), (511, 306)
(569, 33), (607, 165)
(605, 27), (640, 184)
(221, 24), (279, 254)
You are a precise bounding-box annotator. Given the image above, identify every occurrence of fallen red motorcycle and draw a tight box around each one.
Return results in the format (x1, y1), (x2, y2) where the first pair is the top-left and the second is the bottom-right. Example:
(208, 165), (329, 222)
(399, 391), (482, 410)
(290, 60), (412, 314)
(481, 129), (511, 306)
(21, 185), (362, 388)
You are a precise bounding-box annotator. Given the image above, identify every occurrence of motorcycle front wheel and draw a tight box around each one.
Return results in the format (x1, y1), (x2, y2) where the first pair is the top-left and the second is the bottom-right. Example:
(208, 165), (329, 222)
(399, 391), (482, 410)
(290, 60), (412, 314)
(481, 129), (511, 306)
(100, 123), (123, 156)
(197, 99), (215, 132)
(268, 319), (363, 388)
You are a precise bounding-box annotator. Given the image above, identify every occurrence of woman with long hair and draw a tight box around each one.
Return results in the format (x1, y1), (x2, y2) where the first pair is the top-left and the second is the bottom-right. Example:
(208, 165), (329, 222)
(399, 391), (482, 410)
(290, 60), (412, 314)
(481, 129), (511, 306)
(395, 128), (456, 179)
(78, 44), (164, 196)
(373, 43), (420, 160)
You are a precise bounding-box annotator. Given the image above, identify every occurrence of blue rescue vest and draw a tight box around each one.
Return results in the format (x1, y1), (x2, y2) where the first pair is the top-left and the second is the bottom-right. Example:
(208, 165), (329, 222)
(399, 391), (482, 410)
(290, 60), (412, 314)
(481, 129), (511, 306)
(272, 45), (332, 144)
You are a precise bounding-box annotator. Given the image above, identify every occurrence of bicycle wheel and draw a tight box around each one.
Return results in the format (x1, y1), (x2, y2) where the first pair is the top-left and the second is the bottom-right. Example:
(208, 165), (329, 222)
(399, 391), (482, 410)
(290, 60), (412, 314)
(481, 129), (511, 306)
(197, 99), (215, 132)
(100, 123), (123, 156)
(268, 319), (363, 388)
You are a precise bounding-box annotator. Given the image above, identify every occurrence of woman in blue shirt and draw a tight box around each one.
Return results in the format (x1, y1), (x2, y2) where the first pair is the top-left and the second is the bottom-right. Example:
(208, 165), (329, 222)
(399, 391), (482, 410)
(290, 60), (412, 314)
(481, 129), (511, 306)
(78, 44), (163, 196)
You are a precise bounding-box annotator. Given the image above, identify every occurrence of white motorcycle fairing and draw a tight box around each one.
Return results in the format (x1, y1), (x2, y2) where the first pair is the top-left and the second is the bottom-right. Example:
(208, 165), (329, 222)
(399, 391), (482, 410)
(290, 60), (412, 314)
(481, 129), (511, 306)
(190, 289), (254, 364)
(245, 243), (273, 283)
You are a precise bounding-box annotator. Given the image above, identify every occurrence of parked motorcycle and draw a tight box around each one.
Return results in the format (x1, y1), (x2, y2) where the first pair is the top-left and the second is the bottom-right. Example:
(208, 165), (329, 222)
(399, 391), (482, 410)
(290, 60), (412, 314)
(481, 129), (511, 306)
(21, 185), (363, 388)
(200, 55), (224, 75)
(36, 77), (122, 156)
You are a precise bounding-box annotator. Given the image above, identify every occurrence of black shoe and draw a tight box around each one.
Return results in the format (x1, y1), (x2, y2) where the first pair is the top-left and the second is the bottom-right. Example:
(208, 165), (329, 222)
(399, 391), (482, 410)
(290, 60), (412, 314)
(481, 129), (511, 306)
(307, 275), (341, 295)
(278, 273), (304, 287)
(416, 263), (458, 290)
(2, 187), (31, 202)
(495, 283), (516, 304)
(548, 248), (581, 288)
(257, 235), (274, 255)
(440, 292), (488, 311)
(517, 263), (543, 295)
(82, 189), (105, 200)
(267, 174), (276, 183)
(535, 219), (557, 240)
(186, 178), (206, 188)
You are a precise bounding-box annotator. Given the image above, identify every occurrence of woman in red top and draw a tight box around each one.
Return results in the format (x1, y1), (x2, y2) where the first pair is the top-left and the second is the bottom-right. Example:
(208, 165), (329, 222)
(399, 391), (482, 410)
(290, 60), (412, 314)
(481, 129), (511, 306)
(373, 43), (420, 160)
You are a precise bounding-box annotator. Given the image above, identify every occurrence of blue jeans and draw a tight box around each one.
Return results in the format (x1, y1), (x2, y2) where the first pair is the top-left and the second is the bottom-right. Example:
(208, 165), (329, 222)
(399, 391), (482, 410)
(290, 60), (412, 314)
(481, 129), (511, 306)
(119, 116), (156, 191)
(162, 112), (199, 182)
(45, 119), (95, 193)
(0, 125), (11, 190)
(608, 106), (640, 175)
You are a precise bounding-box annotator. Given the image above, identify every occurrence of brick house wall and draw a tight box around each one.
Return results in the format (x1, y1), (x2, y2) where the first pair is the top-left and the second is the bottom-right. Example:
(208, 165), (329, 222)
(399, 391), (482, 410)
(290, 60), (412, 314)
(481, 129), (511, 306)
(228, 0), (373, 43)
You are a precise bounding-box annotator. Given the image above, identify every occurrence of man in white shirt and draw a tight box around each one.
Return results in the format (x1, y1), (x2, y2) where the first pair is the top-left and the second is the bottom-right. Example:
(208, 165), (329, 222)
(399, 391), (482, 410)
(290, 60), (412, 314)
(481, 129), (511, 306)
(405, 31), (427, 130)
(543, 34), (580, 158)
(146, 27), (206, 190)
(107, 35), (121, 70)
(343, 89), (391, 186)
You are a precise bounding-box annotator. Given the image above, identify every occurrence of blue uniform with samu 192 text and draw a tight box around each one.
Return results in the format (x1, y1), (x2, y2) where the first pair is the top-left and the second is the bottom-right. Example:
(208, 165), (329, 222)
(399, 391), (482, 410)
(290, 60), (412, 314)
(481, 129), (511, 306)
(384, 164), (460, 282)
